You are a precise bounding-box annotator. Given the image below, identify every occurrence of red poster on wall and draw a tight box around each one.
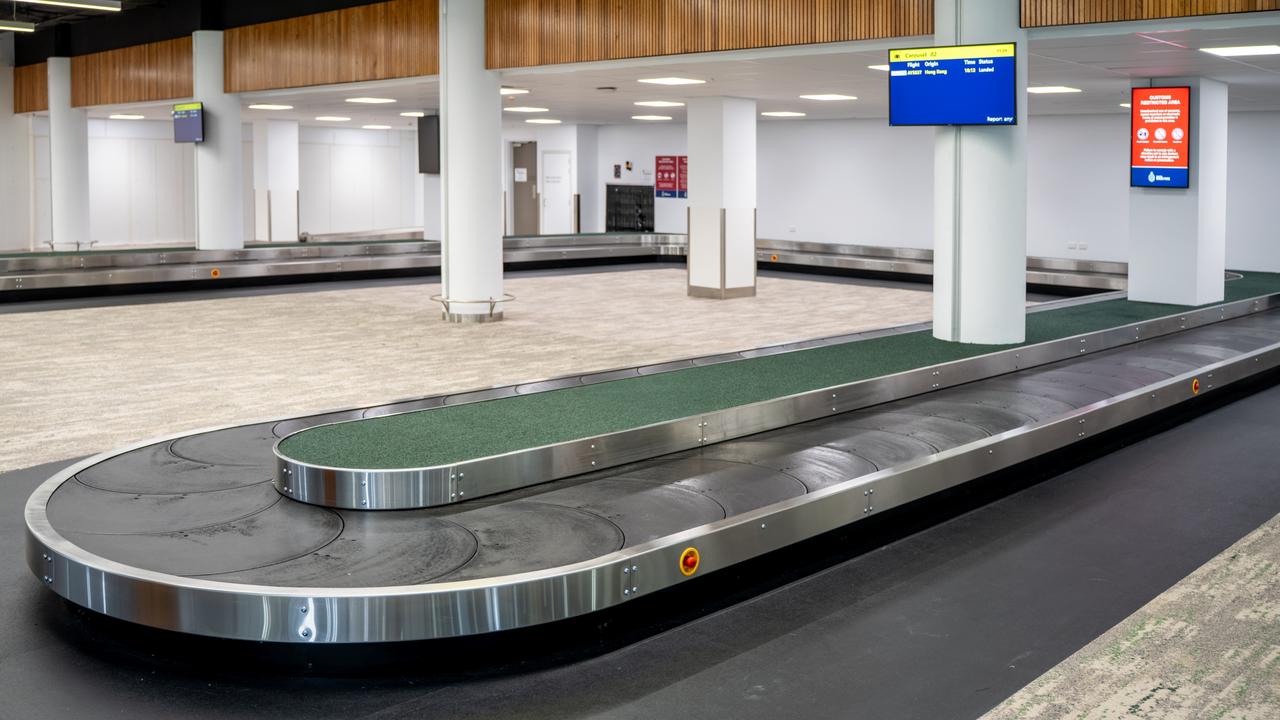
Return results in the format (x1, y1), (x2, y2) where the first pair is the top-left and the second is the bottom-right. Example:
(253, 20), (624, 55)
(655, 155), (688, 198)
(1130, 86), (1190, 188)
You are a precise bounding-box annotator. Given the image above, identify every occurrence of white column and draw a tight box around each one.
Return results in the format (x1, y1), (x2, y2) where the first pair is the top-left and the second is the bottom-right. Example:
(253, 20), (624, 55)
(0, 35), (31, 250)
(1128, 78), (1227, 306)
(46, 57), (90, 250)
(252, 119), (299, 242)
(932, 0), (1027, 344)
(192, 30), (244, 250)
(439, 0), (504, 322)
(686, 96), (757, 299)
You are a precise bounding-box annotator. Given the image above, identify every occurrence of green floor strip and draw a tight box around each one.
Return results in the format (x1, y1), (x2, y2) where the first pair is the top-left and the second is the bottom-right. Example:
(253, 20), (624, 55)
(279, 272), (1280, 470)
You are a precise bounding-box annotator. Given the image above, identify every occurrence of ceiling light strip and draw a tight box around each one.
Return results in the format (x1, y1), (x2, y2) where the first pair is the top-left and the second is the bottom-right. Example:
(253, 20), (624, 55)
(14, 0), (120, 10)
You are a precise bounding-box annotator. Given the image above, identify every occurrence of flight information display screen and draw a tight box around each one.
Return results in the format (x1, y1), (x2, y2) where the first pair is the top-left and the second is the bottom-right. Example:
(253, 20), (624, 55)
(172, 102), (204, 143)
(889, 43), (1018, 126)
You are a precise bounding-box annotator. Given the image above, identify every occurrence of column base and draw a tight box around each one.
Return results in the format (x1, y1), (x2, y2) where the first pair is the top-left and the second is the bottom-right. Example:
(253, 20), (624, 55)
(688, 285), (756, 300)
(443, 311), (504, 324)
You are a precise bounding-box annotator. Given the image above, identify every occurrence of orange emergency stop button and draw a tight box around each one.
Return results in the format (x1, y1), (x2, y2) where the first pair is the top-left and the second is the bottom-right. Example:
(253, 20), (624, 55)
(679, 547), (700, 576)
(1191, 377), (1200, 395)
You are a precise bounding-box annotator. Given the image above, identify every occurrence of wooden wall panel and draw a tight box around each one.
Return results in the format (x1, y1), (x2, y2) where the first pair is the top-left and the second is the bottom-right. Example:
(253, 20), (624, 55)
(13, 62), (48, 114)
(486, 0), (934, 69)
(224, 0), (438, 93)
(70, 37), (193, 108)
(1022, 0), (1280, 27)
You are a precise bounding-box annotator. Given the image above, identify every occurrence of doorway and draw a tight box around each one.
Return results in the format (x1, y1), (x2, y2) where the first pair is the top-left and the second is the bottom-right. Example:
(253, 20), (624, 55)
(511, 141), (539, 236)
(540, 150), (574, 235)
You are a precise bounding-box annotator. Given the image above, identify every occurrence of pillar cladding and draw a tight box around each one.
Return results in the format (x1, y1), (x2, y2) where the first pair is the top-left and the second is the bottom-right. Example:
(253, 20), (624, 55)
(439, 0), (505, 322)
(686, 96), (757, 299)
(0, 35), (31, 250)
(47, 58), (90, 249)
(252, 119), (300, 242)
(1128, 78), (1227, 306)
(932, 0), (1028, 344)
(192, 30), (245, 250)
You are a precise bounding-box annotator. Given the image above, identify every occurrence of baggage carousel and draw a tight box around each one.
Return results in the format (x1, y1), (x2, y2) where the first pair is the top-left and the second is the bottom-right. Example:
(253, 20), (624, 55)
(0, 232), (1126, 299)
(24, 279), (1280, 644)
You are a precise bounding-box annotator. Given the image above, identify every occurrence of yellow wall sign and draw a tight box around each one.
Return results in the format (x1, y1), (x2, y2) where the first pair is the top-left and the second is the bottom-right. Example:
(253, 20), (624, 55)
(890, 43), (1016, 63)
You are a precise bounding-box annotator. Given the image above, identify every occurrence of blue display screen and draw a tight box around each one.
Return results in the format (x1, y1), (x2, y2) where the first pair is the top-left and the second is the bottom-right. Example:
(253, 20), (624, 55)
(173, 102), (204, 143)
(889, 43), (1017, 126)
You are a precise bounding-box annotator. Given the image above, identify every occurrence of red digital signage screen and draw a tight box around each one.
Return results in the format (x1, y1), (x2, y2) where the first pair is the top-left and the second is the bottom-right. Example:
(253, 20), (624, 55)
(1130, 87), (1190, 188)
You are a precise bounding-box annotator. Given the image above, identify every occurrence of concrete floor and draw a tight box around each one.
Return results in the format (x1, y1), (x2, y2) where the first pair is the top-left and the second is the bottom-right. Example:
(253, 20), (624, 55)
(0, 265), (939, 473)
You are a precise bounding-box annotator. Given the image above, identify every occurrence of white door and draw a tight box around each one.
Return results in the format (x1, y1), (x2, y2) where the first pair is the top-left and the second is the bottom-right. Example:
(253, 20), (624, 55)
(540, 151), (573, 235)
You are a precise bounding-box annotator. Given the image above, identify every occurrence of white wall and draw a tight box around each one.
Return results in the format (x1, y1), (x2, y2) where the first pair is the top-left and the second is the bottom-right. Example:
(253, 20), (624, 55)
(1027, 114), (1129, 261)
(26, 117), (196, 250)
(591, 111), (1277, 271)
(758, 119), (935, 249)
(0, 36), (32, 251)
(1227, 111), (1280, 272)
(85, 118), (196, 248)
(298, 126), (422, 235)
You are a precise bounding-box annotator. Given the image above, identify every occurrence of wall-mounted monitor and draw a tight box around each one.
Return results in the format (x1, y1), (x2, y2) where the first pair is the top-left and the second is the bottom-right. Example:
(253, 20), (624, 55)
(418, 115), (440, 175)
(172, 102), (204, 143)
(888, 43), (1017, 126)
(1130, 86), (1190, 189)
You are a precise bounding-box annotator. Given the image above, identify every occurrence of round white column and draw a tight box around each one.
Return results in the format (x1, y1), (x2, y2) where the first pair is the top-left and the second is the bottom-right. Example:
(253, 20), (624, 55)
(931, 0), (1028, 344)
(439, 0), (504, 323)
(192, 30), (245, 250)
(46, 57), (90, 250)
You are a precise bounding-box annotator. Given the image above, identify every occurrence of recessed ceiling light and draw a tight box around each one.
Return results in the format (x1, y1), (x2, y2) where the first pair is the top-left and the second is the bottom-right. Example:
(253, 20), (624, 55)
(868, 64), (891, 72)
(1120, 102), (1131, 108)
(638, 77), (706, 86)
(400, 111), (426, 118)
(1201, 44), (1280, 57)
(634, 100), (685, 107)
(526, 118), (562, 124)
(632, 115), (672, 121)
(108, 114), (145, 120)
(0, 19), (36, 32)
(1027, 86), (1082, 94)
(362, 124), (392, 130)
(504, 106), (549, 113)
(346, 97), (396, 104)
(500, 87), (530, 95)
(799, 94), (857, 101)
(14, 0), (119, 11)
(761, 111), (806, 118)
(248, 104), (293, 111)
(315, 116), (351, 122)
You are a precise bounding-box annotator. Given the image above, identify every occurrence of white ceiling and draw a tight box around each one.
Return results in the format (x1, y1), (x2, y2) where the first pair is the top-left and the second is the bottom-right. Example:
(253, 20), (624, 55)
(82, 16), (1280, 128)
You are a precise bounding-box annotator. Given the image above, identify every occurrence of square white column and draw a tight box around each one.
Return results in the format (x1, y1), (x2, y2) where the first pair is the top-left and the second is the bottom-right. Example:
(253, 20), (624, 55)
(1128, 78), (1227, 306)
(46, 57), (90, 249)
(0, 35), (31, 250)
(687, 96), (757, 299)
